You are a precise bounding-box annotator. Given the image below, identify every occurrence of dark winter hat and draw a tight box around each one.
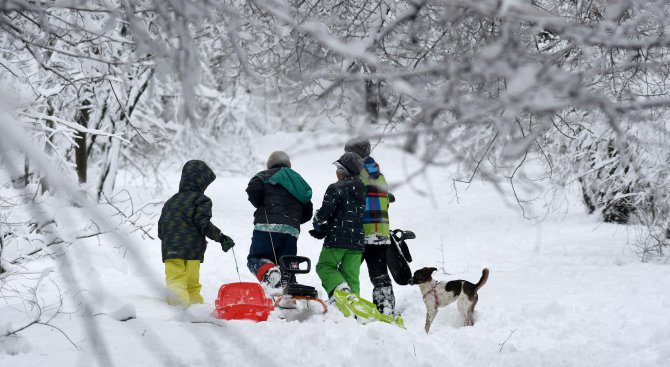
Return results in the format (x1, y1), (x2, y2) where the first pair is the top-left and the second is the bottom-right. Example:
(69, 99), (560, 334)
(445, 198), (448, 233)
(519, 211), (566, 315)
(334, 152), (363, 177)
(267, 151), (291, 169)
(344, 136), (371, 159)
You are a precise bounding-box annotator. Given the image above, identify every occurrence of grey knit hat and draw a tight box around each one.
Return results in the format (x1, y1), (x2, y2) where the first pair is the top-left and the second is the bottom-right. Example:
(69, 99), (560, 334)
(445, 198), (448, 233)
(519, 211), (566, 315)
(334, 152), (363, 176)
(267, 151), (291, 169)
(344, 136), (371, 159)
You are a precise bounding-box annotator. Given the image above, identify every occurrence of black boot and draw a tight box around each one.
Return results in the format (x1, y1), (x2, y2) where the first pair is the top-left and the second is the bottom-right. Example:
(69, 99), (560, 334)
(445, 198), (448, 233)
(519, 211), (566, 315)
(371, 274), (395, 315)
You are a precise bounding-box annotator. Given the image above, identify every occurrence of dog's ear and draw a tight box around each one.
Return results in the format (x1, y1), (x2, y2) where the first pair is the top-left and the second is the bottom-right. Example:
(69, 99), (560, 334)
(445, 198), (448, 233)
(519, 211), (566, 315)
(430, 267), (438, 273)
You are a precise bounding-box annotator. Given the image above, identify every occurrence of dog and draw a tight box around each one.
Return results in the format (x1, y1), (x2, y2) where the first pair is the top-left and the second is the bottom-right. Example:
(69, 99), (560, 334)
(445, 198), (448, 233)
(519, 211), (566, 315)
(410, 267), (489, 333)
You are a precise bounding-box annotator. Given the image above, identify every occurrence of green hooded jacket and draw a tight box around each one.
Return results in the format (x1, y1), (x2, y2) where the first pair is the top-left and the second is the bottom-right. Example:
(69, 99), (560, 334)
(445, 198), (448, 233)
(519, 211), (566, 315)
(267, 167), (312, 204)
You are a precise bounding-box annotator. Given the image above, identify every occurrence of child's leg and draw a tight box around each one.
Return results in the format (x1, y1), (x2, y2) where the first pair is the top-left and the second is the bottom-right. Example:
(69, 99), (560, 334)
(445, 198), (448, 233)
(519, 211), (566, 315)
(315, 248), (346, 296)
(339, 250), (363, 295)
(165, 259), (189, 306)
(364, 245), (395, 313)
(275, 234), (298, 285)
(248, 257), (276, 281)
(247, 230), (279, 280)
(185, 260), (203, 304)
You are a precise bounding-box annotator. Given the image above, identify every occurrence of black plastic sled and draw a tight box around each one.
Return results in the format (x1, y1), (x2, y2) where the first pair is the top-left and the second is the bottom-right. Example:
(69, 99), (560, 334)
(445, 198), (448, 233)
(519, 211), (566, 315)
(275, 255), (328, 313)
(386, 229), (415, 285)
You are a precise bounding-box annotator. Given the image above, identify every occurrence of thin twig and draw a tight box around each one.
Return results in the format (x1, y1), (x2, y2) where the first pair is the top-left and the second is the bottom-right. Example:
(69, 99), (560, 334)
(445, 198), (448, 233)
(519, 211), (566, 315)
(35, 322), (80, 349)
(498, 329), (517, 352)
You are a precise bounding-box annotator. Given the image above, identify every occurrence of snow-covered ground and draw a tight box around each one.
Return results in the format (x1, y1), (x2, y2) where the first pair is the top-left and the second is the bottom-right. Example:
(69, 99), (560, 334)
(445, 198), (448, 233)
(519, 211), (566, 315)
(2, 131), (670, 366)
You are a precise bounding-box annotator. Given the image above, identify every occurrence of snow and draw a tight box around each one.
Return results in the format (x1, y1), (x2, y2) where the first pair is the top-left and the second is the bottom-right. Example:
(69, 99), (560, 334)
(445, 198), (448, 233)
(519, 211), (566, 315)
(108, 304), (137, 322)
(2, 131), (670, 367)
(505, 64), (539, 96)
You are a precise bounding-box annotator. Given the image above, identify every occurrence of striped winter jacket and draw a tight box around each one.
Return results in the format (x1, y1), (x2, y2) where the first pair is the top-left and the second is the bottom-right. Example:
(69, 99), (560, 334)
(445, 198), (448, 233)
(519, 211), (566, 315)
(360, 157), (390, 244)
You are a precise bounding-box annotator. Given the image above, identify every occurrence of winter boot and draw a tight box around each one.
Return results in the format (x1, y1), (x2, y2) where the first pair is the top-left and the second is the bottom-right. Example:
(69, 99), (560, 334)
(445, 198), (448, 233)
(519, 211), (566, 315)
(260, 266), (282, 296)
(327, 282), (352, 304)
(371, 274), (395, 315)
(333, 282), (352, 297)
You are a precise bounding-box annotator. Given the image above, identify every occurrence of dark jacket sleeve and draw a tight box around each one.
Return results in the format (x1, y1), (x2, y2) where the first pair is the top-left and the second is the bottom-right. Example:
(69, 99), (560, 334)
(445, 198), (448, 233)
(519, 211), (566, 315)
(246, 173), (265, 208)
(193, 195), (223, 242)
(301, 201), (314, 224)
(157, 206), (165, 240)
(313, 184), (339, 229)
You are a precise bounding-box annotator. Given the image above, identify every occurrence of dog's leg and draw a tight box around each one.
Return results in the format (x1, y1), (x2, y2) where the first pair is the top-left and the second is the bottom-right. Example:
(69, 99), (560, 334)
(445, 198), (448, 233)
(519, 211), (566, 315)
(456, 296), (471, 326)
(464, 309), (473, 326)
(424, 305), (438, 333)
(456, 293), (475, 327)
(463, 294), (478, 326)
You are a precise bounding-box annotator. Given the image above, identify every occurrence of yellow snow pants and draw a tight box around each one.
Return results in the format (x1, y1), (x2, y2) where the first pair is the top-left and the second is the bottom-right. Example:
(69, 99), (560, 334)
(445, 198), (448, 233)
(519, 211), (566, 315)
(165, 259), (204, 306)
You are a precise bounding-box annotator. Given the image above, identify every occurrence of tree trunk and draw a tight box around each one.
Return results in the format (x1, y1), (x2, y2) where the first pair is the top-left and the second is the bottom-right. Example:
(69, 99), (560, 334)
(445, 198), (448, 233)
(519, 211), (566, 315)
(41, 102), (55, 194)
(365, 79), (380, 124)
(0, 235), (5, 274)
(97, 138), (121, 201)
(365, 64), (380, 124)
(96, 67), (153, 201)
(75, 99), (91, 183)
(23, 157), (30, 188)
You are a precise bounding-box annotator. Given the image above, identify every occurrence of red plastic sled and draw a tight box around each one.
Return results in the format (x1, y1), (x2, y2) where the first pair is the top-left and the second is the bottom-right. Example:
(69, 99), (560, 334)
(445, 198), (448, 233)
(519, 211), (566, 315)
(214, 282), (274, 322)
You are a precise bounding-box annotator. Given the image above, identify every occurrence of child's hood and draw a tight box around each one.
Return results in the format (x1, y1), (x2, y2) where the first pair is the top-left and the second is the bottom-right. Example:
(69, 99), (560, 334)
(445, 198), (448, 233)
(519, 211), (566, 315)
(363, 157), (381, 179)
(179, 160), (216, 193)
(267, 167), (313, 204)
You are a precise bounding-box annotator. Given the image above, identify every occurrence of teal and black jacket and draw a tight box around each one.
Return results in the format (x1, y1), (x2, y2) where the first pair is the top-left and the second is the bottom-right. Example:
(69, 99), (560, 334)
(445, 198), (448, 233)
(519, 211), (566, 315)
(246, 164), (313, 235)
(158, 160), (224, 262)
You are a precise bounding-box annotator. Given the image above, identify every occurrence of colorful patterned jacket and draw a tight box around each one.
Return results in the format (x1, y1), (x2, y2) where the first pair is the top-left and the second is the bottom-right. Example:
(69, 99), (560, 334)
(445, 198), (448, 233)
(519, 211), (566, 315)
(360, 157), (390, 244)
(158, 160), (224, 262)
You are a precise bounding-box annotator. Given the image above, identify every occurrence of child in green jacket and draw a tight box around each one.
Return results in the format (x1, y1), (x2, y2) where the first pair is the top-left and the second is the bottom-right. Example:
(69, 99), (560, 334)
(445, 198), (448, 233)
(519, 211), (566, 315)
(310, 153), (366, 296)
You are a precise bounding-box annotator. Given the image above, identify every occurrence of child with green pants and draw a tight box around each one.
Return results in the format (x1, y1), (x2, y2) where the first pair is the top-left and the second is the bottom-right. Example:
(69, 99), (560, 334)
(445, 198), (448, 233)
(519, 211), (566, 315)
(310, 152), (366, 296)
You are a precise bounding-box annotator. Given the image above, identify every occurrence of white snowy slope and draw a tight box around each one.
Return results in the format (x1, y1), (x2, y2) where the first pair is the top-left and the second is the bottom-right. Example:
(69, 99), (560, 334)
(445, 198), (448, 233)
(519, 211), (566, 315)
(2, 131), (670, 367)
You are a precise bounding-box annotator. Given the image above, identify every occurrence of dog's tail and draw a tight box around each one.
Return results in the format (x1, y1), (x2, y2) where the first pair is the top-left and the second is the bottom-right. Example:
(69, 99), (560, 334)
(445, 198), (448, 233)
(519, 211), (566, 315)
(475, 268), (489, 291)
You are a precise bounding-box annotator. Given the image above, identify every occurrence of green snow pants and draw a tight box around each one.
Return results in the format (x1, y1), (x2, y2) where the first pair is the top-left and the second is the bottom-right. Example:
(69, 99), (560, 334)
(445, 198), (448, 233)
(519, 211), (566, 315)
(315, 247), (363, 296)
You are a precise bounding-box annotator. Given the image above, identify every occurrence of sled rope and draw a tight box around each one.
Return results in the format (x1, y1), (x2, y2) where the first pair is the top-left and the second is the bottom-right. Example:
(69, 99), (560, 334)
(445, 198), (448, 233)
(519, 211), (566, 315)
(264, 208), (279, 265)
(231, 247), (242, 283)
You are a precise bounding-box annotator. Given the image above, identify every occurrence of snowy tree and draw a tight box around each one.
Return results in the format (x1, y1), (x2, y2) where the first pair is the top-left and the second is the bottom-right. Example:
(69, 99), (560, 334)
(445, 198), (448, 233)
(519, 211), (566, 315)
(3, 0), (670, 272)
(239, 0), (670, 258)
(2, 0), (670, 365)
(0, 0), (263, 261)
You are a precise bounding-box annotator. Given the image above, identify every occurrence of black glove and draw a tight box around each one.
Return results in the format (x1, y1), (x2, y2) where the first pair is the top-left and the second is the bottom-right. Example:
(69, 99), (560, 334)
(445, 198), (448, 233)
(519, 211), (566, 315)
(309, 229), (326, 239)
(219, 234), (235, 252)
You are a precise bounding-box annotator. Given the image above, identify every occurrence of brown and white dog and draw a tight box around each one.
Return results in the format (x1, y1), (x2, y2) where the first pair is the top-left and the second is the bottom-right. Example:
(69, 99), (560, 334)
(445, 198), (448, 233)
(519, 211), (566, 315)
(410, 267), (489, 333)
